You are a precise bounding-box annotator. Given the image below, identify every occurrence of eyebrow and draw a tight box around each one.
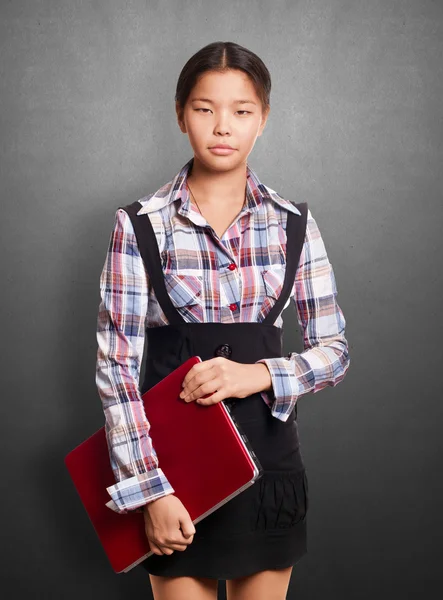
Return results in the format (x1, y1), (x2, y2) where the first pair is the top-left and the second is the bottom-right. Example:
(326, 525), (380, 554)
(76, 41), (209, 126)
(190, 97), (257, 106)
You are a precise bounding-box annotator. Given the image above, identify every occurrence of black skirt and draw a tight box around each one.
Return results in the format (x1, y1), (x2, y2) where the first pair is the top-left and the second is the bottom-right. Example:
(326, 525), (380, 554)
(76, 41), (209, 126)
(138, 392), (308, 580)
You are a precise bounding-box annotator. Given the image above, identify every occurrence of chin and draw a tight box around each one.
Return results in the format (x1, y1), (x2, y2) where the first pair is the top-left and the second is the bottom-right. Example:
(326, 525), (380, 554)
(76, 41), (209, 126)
(196, 151), (245, 172)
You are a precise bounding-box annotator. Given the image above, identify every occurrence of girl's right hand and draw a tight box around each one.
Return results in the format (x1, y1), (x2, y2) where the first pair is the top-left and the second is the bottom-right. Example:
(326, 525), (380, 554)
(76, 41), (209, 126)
(143, 494), (196, 555)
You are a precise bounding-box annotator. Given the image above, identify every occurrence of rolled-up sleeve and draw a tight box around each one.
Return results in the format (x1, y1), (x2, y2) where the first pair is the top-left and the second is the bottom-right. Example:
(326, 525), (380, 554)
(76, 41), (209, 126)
(256, 209), (350, 422)
(96, 208), (175, 513)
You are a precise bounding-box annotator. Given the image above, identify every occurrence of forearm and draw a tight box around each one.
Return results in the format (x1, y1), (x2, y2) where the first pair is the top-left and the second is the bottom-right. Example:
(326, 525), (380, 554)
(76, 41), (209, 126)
(257, 334), (350, 421)
(97, 330), (176, 514)
(290, 337), (350, 396)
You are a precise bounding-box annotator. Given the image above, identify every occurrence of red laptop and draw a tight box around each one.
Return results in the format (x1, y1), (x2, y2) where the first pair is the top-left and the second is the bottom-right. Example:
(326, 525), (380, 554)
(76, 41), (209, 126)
(65, 356), (263, 573)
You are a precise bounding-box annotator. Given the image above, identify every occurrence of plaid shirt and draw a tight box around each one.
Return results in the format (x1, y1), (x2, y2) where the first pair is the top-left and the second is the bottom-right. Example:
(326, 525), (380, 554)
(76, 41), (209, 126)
(96, 157), (350, 514)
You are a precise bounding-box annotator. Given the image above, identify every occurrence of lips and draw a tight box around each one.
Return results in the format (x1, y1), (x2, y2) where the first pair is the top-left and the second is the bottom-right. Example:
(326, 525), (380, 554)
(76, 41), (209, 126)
(209, 145), (234, 150)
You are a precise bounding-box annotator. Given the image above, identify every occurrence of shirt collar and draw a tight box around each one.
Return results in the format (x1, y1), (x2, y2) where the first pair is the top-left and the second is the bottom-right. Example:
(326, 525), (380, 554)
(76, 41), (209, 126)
(136, 156), (301, 217)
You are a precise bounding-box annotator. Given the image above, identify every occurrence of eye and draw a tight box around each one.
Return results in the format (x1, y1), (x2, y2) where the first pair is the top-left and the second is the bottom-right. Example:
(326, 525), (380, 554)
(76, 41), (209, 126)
(194, 108), (252, 115)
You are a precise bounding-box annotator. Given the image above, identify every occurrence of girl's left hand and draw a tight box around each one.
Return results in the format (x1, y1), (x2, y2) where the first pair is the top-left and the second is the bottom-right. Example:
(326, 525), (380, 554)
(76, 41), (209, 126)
(179, 357), (272, 406)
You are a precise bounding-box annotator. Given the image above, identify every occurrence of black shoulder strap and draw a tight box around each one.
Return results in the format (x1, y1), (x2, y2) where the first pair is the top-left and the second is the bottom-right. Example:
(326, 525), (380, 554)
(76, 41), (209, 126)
(118, 201), (185, 325)
(263, 202), (308, 325)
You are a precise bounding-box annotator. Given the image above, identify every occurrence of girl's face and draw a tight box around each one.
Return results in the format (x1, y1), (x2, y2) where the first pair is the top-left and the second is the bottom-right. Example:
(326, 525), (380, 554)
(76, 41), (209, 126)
(176, 69), (270, 173)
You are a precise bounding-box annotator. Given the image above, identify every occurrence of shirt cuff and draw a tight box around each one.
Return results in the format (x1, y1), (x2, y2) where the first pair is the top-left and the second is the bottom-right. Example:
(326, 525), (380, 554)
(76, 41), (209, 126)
(105, 467), (175, 514)
(255, 357), (300, 422)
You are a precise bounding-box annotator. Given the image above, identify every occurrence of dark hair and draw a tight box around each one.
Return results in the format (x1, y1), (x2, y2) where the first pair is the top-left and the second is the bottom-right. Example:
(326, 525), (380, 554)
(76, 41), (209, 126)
(175, 41), (271, 114)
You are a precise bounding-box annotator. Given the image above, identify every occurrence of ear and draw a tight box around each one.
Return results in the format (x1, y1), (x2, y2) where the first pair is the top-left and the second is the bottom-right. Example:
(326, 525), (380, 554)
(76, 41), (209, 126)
(257, 105), (270, 137)
(176, 100), (187, 133)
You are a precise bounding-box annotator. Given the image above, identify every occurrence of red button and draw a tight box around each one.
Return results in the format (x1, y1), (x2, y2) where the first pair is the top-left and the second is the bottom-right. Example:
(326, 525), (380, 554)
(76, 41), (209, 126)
(229, 303), (237, 311)
(228, 263), (236, 270)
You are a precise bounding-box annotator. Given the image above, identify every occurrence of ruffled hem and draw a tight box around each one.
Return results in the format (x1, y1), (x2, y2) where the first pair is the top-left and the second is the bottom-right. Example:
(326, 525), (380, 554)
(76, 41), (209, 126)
(251, 468), (309, 532)
(193, 467), (309, 541)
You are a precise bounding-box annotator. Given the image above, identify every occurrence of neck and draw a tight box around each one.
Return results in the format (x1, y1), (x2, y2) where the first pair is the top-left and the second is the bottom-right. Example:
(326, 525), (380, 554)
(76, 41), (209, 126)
(187, 155), (248, 207)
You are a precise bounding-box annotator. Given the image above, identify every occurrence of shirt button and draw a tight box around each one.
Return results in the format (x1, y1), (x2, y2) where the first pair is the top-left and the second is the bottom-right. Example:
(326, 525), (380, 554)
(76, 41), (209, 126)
(214, 343), (232, 359)
(229, 303), (237, 311)
(228, 263), (236, 270)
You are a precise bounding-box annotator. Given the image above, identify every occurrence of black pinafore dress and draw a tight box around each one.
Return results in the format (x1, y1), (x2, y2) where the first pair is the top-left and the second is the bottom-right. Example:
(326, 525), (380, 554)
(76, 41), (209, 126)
(120, 200), (309, 580)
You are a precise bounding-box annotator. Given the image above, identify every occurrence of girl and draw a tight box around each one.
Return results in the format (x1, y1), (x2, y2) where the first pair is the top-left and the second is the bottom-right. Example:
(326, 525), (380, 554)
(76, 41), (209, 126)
(96, 41), (350, 600)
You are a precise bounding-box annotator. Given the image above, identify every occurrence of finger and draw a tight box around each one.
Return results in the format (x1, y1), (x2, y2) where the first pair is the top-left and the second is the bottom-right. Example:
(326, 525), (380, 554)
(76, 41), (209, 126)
(158, 538), (191, 553)
(167, 530), (195, 548)
(202, 377), (220, 394)
(193, 378), (222, 404)
(149, 539), (166, 556)
(183, 362), (217, 393)
(181, 360), (209, 388)
(166, 540), (192, 552)
(182, 374), (218, 403)
(197, 388), (223, 405)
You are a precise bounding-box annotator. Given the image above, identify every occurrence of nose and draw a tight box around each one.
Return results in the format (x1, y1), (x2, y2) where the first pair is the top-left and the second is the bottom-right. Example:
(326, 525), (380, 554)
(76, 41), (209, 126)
(214, 110), (232, 136)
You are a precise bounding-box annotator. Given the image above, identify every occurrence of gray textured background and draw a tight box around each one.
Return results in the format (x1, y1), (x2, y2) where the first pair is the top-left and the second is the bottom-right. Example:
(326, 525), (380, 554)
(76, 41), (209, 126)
(1, 1), (442, 598)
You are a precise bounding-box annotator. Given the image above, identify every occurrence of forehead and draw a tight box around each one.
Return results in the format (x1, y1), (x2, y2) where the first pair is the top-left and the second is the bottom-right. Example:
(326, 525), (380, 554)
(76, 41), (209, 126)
(191, 69), (259, 103)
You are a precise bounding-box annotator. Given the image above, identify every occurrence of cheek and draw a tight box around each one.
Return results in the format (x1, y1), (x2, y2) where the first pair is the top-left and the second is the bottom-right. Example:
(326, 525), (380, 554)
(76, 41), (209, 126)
(243, 116), (262, 136)
(187, 119), (209, 143)
(239, 123), (262, 148)
(183, 109), (201, 131)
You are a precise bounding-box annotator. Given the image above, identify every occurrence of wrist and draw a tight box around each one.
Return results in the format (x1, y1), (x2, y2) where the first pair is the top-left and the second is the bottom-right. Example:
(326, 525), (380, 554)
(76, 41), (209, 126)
(252, 363), (273, 393)
(143, 500), (155, 513)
